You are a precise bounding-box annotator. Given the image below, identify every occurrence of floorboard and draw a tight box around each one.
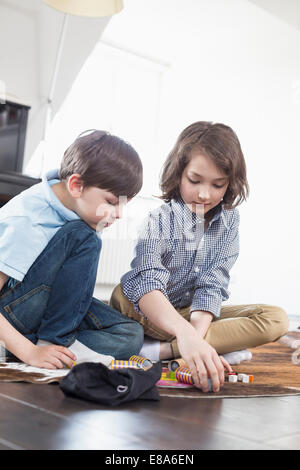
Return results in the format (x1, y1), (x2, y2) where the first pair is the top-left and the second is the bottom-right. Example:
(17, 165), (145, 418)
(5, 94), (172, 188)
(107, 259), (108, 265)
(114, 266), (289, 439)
(1, 381), (299, 450)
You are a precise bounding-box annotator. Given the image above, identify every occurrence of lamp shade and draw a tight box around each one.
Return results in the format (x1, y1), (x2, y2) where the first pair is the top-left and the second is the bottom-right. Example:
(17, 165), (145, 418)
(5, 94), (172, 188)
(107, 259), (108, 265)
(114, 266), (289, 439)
(44, 0), (123, 17)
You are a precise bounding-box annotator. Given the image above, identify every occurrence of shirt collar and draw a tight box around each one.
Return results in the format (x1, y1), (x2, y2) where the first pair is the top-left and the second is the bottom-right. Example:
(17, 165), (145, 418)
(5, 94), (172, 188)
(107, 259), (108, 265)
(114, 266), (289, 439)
(170, 196), (229, 232)
(170, 196), (204, 234)
(209, 204), (229, 230)
(42, 169), (80, 222)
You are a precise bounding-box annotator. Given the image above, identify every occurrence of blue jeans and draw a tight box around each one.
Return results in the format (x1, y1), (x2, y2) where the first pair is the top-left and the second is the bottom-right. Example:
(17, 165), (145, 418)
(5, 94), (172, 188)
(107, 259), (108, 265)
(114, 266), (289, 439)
(0, 220), (143, 359)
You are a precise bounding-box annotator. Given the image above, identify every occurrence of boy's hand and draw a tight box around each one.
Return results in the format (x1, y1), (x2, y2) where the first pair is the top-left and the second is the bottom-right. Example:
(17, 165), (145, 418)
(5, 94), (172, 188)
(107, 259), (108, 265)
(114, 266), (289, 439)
(176, 324), (232, 392)
(23, 344), (76, 370)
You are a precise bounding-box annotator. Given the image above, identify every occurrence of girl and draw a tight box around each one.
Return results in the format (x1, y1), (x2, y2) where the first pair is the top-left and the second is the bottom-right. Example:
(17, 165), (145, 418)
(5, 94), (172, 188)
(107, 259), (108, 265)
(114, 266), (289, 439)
(110, 121), (289, 392)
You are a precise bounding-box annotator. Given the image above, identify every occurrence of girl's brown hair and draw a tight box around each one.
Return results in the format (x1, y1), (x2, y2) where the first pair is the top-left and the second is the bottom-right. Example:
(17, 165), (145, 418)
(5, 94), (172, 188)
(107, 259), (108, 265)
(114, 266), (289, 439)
(59, 130), (143, 199)
(159, 121), (249, 209)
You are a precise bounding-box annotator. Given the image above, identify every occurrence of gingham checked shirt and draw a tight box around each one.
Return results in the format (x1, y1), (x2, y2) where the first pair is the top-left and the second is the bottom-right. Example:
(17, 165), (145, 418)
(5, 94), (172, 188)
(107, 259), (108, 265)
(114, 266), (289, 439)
(121, 196), (240, 319)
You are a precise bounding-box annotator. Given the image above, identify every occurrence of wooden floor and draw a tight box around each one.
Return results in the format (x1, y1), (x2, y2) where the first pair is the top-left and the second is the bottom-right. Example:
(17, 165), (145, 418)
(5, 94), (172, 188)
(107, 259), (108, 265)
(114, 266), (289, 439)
(0, 380), (300, 450)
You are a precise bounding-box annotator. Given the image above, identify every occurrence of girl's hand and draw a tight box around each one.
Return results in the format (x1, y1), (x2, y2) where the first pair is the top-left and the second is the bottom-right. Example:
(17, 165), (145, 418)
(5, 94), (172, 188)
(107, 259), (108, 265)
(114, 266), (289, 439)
(23, 344), (76, 370)
(176, 324), (232, 392)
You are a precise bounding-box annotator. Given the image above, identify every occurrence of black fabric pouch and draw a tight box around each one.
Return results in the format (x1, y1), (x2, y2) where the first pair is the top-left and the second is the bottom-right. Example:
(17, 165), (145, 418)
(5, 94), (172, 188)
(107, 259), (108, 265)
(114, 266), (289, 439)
(59, 361), (162, 406)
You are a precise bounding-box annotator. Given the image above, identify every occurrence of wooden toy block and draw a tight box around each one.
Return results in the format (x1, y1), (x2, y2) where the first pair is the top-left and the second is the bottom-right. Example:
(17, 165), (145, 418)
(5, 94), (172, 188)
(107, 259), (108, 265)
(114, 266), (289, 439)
(228, 374), (238, 383)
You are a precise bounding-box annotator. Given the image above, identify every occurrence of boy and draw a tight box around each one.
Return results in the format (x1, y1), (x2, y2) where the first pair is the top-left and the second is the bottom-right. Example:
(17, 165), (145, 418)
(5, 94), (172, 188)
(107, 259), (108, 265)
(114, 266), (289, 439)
(0, 130), (144, 369)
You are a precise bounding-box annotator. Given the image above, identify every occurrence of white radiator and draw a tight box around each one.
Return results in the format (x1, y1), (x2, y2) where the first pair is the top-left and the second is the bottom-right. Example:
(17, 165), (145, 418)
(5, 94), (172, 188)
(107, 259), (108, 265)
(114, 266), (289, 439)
(96, 237), (135, 285)
(96, 196), (162, 287)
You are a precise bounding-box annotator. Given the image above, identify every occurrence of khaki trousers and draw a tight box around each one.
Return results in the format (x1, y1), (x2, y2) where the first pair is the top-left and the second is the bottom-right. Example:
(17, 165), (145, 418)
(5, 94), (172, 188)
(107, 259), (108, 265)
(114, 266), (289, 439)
(110, 284), (289, 358)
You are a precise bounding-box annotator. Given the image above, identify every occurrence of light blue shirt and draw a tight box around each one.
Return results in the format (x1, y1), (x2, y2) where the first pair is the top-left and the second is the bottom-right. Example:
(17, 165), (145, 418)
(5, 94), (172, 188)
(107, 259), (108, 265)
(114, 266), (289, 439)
(121, 197), (240, 319)
(0, 169), (80, 287)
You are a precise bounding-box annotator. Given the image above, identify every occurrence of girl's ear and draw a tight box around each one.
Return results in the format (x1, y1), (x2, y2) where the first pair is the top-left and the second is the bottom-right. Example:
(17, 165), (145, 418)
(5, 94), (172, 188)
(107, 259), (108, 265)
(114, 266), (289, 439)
(67, 174), (84, 198)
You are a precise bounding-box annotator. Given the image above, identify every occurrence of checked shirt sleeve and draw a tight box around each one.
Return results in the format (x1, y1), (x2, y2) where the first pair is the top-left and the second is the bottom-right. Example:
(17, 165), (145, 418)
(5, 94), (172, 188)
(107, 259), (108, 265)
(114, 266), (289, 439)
(121, 211), (171, 314)
(190, 209), (240, 318)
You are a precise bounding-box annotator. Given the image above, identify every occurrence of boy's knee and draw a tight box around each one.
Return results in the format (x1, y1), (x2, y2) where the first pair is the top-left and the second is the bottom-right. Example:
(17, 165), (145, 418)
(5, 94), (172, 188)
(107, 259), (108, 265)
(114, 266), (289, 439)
(110, 283), (130, 311)
(57, 220), (101, 251)
(116, 320), (144, 358)
(128, 320), (144, 349)
(60, 219), (89, 230)
(110, 284), (121, 310)
(263, 305), (289, 342)
(60, 220), (97, 238)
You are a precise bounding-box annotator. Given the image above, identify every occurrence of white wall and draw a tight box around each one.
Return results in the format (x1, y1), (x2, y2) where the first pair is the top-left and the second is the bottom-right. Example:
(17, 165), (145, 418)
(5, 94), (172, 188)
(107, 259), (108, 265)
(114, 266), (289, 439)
(0, 0), (39, 164)
(2, 0), (299, 317)
(249, 0), (300, 30)
(100, 0), (300, 316)
(0, 0), (110, 170)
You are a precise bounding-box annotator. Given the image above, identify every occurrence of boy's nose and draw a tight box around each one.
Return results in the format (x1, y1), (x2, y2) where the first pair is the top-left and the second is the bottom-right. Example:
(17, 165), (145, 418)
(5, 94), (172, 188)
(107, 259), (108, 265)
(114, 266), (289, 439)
(197, 189), (210, 202)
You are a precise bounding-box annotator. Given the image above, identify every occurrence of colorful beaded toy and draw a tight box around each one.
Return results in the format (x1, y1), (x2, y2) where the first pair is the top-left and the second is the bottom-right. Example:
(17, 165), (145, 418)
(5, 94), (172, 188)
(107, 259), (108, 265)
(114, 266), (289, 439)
(129, 355), (153, 369)
(110, 360), (143, 370)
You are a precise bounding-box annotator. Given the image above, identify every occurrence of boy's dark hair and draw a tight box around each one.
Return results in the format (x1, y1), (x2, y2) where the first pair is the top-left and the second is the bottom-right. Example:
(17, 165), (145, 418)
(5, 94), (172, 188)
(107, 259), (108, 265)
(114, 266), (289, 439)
(159, 121), (249, 209)
(59, 130), (143, 198)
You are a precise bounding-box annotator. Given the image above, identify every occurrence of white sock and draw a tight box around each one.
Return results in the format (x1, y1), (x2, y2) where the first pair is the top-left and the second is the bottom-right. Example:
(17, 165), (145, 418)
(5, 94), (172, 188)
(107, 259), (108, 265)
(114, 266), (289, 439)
(139, 337), (160, 361)
(68, 340), (114, 367)
(278, 335), (300, 349)
(222, 349), (252, 365)
(36, 339), (114, 367)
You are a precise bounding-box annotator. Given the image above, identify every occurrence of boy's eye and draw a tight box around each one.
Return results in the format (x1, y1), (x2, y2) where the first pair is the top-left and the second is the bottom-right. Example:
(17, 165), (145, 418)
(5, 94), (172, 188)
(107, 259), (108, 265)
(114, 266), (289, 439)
(188, 177), (225, 189)
(188, 178), (199, 185)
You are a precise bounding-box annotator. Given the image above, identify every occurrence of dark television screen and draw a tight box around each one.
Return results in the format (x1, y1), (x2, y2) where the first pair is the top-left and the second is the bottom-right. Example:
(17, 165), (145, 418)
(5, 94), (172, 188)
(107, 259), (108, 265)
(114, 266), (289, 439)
(0, 100), (30, 173)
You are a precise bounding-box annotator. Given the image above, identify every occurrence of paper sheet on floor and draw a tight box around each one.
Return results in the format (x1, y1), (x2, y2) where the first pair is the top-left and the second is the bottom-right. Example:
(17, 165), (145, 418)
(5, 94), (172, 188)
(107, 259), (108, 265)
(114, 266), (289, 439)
(0, 362), (70, 384)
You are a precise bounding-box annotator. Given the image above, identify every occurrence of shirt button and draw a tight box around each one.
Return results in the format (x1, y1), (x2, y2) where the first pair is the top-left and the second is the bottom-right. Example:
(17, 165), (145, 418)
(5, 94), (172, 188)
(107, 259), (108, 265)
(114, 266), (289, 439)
(185, 292), (190, 297)
(194, 267), (199, 272)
